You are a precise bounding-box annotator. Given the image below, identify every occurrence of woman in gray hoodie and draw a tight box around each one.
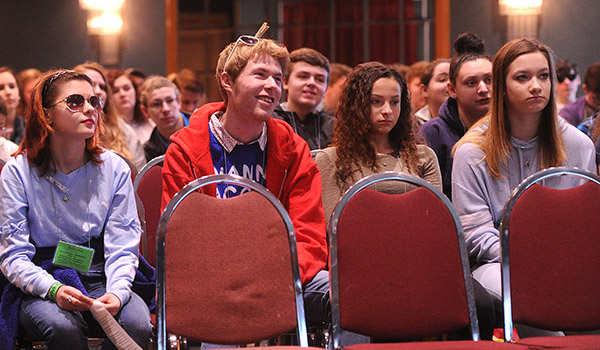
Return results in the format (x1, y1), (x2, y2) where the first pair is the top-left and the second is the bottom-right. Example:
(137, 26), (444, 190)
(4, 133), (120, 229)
(452, 38), (596, 305)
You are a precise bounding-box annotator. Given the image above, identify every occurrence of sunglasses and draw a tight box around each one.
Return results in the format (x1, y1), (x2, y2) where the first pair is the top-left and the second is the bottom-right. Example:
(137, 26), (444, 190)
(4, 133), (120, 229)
(50, 94), (104, 113)
(223, 22), (270, 71)
(224, 35), (260, 70)
(557, 73), (577, 83)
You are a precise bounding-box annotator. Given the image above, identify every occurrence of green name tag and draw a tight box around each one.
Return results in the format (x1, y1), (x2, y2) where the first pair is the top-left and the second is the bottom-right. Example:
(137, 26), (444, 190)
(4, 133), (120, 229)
(52, 240), (95, 273)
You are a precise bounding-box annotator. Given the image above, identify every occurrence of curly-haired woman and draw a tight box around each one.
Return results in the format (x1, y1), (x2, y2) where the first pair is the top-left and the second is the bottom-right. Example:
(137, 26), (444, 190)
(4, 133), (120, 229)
(314, 61), (498, 340)
(314, 61), (441, 227)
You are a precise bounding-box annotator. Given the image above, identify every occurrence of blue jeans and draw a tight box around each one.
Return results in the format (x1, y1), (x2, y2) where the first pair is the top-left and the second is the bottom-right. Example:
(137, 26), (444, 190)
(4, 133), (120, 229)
(303, 270), (370, 347)
(19, 276), (152, 350)
(303, 270), (330, 324)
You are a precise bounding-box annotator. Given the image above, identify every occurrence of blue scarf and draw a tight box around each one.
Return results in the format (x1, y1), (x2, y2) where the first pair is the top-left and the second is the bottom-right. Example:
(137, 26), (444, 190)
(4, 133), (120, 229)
(0, 256), (155, 350)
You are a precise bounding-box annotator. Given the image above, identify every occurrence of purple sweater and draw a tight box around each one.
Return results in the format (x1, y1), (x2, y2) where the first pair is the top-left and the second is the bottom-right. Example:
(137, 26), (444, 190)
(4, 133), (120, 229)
(420, 98), (467, 199)
(560, 96), (587, 126)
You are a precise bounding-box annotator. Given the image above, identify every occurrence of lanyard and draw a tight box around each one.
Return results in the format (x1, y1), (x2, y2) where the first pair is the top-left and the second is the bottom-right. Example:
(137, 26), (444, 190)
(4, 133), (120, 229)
(45, 174), (70, 202)
(45, 165), (92, 249)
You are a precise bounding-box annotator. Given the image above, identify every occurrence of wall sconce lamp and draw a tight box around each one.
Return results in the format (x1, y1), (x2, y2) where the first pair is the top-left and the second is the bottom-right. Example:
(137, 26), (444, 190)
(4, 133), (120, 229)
(499, 0), (543, 40)
(80, 0), (126, 67)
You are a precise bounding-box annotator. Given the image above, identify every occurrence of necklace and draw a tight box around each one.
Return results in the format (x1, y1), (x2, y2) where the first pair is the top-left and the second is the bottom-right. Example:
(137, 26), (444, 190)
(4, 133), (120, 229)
(373, 152), (407, 193)
(378, 150), (401, 167)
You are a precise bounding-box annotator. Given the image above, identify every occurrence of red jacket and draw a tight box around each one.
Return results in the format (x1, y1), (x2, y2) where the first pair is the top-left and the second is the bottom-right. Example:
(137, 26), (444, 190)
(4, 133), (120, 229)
(161, 102), (328, 283)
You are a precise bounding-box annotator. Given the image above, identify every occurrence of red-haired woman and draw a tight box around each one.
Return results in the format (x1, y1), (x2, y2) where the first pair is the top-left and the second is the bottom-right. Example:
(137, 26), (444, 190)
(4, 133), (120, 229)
(0, 69), (151, 349)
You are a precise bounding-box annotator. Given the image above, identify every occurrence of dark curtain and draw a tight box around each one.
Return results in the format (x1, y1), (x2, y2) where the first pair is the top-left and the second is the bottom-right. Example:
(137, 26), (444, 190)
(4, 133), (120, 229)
(282, 0), (419, 66)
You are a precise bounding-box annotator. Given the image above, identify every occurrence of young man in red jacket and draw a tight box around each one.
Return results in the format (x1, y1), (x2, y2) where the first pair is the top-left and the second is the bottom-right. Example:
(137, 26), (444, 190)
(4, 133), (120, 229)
(161, 31), (330, 328)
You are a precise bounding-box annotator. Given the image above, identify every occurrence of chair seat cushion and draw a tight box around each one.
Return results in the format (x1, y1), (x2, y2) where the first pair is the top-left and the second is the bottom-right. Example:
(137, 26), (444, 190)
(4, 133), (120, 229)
(518, 334), (600, 348)
(346, 340), (529, 350)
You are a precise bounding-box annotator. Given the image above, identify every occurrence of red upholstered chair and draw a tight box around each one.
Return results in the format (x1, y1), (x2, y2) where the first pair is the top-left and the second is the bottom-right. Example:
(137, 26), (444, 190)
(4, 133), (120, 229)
(133, 154), (165, 266)
(499, 167), (600, 348)
(155, 174), (313, 350)
(329, 172), (527, 350)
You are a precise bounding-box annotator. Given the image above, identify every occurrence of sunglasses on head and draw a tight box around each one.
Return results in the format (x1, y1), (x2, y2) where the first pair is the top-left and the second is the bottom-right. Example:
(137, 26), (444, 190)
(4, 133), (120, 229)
(50, 94), (103, 113)
(557, 73), (577, 83)
(224, 35), (260, 70)
(223, 22), (270, 71)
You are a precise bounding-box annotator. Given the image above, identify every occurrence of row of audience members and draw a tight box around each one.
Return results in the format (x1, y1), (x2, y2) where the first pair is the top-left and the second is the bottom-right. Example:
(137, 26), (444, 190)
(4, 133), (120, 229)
(2, 47), (597, 175)
(0, 26), (599, 348)
(0, 65), (207, 170)
(0, 65), (205, 348)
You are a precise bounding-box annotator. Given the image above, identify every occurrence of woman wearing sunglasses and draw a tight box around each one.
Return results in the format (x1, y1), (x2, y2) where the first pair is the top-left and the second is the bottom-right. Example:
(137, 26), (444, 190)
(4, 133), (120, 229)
(0, 69), (152, 349)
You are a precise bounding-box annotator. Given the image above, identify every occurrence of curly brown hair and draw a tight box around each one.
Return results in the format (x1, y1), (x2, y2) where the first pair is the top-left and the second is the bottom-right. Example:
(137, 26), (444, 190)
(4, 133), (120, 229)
(333, 61), (420, 183)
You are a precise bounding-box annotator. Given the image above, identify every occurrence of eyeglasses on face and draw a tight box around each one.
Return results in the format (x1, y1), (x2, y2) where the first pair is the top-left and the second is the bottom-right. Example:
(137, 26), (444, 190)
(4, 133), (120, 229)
(149, 96), (176, 109)
(50, 94), (103, 113)
(223, 35), (260, 71)
(557, 73), (577, 83)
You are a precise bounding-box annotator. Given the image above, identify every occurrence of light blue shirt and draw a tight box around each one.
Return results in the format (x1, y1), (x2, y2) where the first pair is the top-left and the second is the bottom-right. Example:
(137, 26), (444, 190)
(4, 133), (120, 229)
(0, 150), (141, 305)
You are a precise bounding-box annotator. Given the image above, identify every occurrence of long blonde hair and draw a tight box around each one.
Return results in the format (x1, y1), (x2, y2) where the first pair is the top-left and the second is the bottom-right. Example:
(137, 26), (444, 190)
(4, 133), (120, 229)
(73, 62), (134, 163)
(454, 38), (565, 179)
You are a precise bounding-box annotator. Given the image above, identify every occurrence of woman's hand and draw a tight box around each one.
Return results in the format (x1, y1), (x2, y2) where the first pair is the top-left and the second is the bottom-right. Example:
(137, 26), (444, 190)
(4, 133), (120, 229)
(95, 293), (122, 316)
(55, 285), (94, 311)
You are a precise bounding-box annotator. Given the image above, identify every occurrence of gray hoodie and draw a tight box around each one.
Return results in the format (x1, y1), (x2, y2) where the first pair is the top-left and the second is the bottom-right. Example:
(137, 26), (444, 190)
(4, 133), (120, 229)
(452, 117), (596, 266)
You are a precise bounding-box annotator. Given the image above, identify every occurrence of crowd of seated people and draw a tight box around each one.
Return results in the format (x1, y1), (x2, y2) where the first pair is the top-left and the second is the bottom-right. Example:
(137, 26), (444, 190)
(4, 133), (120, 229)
(0, 22), (599, 349)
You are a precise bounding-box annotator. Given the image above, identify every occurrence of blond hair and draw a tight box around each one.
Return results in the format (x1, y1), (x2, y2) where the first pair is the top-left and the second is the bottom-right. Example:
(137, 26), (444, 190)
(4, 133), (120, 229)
(73, 62), (134, 163)
(215, 38), (289, 104)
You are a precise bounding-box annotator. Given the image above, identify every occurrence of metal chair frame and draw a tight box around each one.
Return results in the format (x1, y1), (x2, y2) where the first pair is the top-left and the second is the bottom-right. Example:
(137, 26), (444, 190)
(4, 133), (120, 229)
(328, 171), (480, 350)
(155, 174), (309, 350)
(499, 166), (600, 342)
(133, 154), (165, 259)
(133, 154), (165, 191)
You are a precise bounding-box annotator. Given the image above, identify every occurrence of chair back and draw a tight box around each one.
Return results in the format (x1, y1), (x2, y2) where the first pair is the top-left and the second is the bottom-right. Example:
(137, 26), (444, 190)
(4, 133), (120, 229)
(499, 167), (600, 342)
(134, 155), (165, 265)
(156, 174), (308, 349)
(329, 172), (478, 349)
(115, 151), (139, 182)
